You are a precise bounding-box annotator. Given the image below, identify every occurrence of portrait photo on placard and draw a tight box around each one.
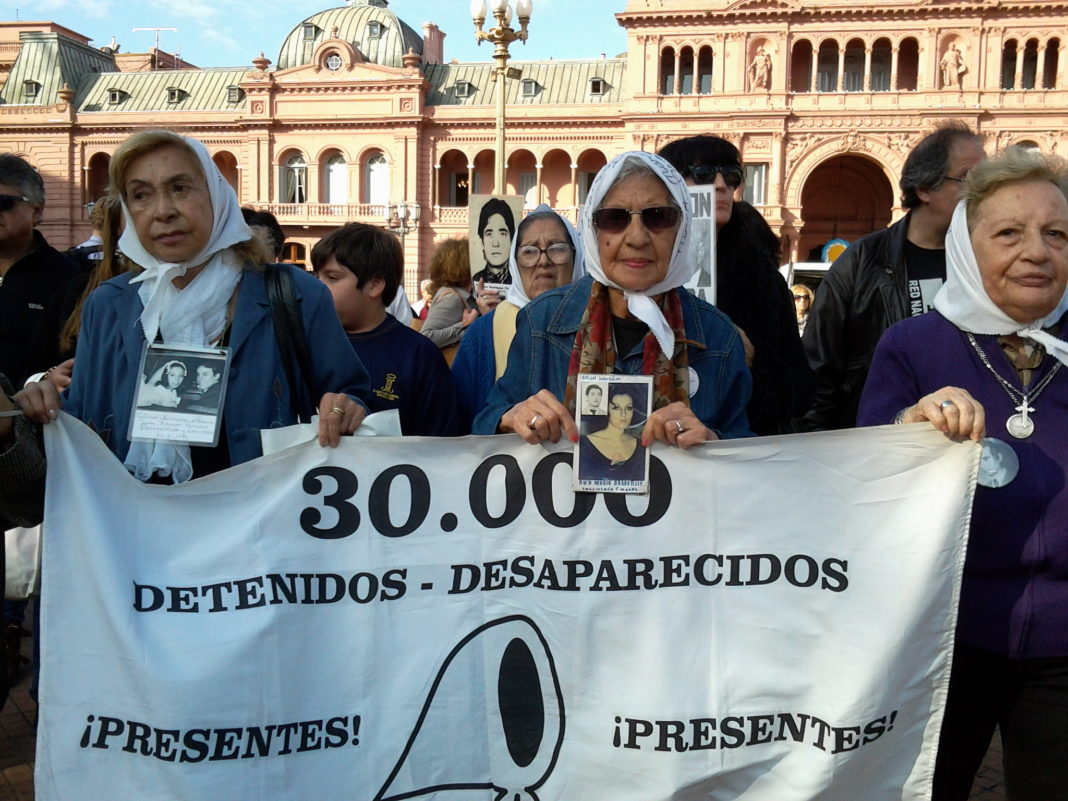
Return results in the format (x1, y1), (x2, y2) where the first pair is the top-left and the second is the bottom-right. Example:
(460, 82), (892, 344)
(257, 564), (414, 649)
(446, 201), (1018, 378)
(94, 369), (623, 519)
(574, 374), (653, 494)
(468, 194), (524, 290)
(130, 344), (230, 447)
(683, 185), (717, 305)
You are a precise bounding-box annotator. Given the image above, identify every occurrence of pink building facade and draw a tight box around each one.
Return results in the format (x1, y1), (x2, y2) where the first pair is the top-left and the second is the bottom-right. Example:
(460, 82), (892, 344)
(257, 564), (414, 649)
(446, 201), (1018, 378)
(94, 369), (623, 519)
(1, 0), (1066, 292)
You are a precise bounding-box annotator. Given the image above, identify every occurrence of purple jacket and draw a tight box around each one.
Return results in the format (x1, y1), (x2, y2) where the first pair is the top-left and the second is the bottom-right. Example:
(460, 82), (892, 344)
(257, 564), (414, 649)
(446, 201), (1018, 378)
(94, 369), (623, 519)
(858, 310), (1068, 660)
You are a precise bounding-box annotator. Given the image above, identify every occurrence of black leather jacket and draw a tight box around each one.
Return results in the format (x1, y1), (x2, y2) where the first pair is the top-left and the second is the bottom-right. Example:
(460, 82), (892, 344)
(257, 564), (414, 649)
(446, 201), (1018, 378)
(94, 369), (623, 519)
(800, 213), (912, 431)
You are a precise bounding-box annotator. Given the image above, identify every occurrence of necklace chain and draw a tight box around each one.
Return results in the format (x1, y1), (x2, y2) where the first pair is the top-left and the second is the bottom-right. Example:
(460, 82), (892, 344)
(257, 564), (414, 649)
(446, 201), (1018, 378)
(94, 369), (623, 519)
(966, 333), (1062, 405)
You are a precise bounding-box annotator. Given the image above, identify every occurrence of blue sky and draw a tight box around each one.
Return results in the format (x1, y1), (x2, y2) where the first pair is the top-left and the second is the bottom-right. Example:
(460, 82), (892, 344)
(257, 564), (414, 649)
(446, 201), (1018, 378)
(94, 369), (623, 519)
(4, 0), (629, 68)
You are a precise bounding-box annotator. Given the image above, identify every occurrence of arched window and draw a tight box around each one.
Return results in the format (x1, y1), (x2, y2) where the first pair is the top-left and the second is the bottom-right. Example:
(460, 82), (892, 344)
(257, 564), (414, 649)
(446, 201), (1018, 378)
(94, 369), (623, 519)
(871, 39), (892, 91)
(87, 153), (110, 203)
(1022, 39), (1040, 89)
(817, 41), (840, 92)
(1044, 38), (1060, 89)
(660, 47), (676, 95)
(679, 47), (695, 94)
(1001, 39), (1018, 89)
(697, 46), (713, 93)
(363, 152), (389, 206)
(323, 153), (348, 204)
(843, 39), (865, 91)
(897, 38), (919, 91)
(280, 154), (307, 204)
(790, 40), (814, 92)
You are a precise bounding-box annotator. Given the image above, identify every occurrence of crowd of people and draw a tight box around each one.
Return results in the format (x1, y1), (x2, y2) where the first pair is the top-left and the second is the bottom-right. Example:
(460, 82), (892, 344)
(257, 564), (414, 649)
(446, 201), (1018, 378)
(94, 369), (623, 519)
(2, 121), (1067, 800)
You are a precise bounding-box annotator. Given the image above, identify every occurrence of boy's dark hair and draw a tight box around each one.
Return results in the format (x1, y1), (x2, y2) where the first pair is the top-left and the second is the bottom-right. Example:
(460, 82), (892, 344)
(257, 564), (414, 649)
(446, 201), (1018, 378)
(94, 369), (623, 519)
(311, 222), (403, 305)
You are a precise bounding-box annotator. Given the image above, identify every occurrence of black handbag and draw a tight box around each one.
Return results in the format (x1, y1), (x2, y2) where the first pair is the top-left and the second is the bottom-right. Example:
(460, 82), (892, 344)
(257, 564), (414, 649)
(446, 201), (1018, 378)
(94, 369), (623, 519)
(263, 263), (317, 422)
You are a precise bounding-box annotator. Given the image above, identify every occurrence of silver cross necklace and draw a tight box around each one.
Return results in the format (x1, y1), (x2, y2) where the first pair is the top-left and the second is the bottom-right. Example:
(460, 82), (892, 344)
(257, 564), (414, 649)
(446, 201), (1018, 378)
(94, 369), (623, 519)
(966, 332), (1062, 439)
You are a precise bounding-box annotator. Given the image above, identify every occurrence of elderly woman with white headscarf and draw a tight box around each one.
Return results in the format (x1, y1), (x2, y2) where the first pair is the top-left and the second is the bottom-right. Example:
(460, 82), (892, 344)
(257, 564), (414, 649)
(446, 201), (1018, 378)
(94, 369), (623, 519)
(451, 204), (585, 427)
(17, 130), (369, 482)
(472, 151), (751, 444)
(857, 148), (1068, 801)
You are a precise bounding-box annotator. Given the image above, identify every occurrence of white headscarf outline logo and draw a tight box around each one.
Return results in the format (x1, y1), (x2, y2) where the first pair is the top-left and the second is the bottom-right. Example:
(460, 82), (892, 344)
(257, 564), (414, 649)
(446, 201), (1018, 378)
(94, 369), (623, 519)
(374, 616), (565, 801)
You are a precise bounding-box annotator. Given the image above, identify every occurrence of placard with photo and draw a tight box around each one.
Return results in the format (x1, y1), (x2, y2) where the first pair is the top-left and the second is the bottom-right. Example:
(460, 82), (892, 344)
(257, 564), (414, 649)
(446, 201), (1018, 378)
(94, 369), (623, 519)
(468, 194), (524, 295)
(129, 343), (231, 447)
(682, 185), (717, 305)
(573, 373), (653, 494)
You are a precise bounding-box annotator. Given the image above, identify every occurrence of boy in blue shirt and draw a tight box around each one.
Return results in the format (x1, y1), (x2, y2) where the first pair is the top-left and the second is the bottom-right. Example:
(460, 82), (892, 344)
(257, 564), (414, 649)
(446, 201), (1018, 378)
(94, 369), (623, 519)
(312, 224), (461, 436)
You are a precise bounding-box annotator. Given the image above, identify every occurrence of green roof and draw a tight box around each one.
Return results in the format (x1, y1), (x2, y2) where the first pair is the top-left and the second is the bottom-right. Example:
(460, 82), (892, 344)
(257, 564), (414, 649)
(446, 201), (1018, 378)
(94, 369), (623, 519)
(76, 68), (250, 113)
(424, 59), (626, 106)
(277, 1), (423, 71)
(0, 31), (115, 106)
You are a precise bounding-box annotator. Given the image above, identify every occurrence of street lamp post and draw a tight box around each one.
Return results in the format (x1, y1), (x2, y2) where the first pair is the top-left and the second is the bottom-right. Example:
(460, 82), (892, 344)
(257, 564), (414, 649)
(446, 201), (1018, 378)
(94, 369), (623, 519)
(384, 201), (419, 252)
(471, 0), (533, 195)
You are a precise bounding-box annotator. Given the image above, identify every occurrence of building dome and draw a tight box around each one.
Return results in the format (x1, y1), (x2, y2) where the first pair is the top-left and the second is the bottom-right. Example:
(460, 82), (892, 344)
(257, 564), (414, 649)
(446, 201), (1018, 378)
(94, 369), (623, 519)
(277, 0), (423, 71)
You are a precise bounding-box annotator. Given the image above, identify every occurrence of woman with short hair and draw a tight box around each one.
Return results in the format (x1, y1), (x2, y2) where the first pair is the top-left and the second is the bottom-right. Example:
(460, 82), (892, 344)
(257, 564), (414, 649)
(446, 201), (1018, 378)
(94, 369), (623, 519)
(858, 147), (1068, 800)
(473, 150), (750, 445)
(17, 130), (369, 482)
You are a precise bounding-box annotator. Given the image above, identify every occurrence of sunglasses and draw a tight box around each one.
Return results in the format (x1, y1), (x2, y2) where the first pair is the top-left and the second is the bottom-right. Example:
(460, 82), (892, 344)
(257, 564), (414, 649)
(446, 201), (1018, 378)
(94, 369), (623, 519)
(592, 205), (680, 233)
(0, 194), (31, 213)
(516, 242), (574, 268)
(793, 294), (810, 302)
(684, 164), (745, 188)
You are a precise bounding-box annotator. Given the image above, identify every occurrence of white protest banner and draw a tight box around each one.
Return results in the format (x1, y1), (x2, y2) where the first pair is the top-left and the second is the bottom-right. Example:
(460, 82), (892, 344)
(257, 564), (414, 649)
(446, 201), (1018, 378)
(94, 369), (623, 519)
(38, 415), (977, 800)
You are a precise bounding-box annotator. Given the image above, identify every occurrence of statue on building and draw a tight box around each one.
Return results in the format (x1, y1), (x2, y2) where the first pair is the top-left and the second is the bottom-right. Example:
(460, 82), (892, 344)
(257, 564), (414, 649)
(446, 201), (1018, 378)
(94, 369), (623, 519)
(749, 47), (772, 90)
(940, 43), (965, 88)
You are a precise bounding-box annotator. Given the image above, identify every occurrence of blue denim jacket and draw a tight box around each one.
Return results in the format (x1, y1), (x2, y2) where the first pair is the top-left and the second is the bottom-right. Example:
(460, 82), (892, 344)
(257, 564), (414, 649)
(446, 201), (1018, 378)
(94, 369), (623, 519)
(472, 275), (751, 437)
(65, 264), (370, 469)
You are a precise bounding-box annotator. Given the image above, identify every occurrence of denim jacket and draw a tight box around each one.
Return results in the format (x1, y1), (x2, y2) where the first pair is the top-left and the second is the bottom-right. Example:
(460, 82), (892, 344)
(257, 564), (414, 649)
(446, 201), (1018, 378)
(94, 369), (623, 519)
(65, 264), (370, 469)
(473, 275), (751, 437)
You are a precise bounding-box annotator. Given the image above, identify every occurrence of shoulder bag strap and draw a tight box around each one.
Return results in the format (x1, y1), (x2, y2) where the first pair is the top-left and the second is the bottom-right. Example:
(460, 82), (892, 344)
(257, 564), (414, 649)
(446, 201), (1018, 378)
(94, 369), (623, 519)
(264, 263), (316, 422)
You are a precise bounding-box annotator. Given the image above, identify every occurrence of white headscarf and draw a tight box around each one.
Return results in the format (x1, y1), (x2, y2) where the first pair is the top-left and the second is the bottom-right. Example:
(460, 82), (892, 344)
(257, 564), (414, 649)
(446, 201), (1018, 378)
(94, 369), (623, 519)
(933, 199), (1068, 366)
(503, 204), (586, 309)
(122, 134), (253, 346)
(579, 151), (694, 357)
(121, 133), (253, 483)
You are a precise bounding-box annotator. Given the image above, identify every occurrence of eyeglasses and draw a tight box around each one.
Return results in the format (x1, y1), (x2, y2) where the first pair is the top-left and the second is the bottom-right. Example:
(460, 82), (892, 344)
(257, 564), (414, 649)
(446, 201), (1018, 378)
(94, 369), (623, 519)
(516, 242), (573, 268)
(792, 294), (810, 302)
(592, 205), (680, 233)
(683, 164), (745, 188)
(0, 194), (31, 213)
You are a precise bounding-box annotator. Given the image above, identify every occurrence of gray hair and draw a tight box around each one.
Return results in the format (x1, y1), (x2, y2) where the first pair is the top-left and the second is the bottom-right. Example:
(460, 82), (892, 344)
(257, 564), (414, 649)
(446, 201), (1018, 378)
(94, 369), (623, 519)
(963, 148), (1068, 231)
(0, 153), (45, 207)
(599, 155), (665, 207)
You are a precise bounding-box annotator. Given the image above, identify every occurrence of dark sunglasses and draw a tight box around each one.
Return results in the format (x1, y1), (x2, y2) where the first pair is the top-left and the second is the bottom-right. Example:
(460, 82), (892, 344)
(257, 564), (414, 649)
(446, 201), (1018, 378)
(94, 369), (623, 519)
(0, 194), (31, 213)
(684, 164), (745, 188)
(592, 205), (680, 233)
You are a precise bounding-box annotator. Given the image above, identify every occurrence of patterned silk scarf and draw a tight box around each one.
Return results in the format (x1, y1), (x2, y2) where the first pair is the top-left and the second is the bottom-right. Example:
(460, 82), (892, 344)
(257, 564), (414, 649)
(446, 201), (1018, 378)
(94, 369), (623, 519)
(563, 281), (690, 416)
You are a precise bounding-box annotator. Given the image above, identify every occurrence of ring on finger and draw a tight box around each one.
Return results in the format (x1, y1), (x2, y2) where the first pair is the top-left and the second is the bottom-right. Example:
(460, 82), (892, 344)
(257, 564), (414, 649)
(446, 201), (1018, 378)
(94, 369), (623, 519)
(529, 414), (541, 431)
(672, 419), (685, 435)
(330, 406), (346, 417)
(940, 400), (955, 410)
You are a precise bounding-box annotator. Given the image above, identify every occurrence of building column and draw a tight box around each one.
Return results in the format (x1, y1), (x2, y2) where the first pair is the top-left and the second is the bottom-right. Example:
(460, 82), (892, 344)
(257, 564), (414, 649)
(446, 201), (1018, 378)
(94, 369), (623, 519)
(837, 47), (845, 91)
(1058, 40), (1067, 89)
(810, 53), (819, 92)
(570, 162), (578, 207)
(864, 46), (873, 91)
(535, 162), (543, 206)
(432, 164), (440, 210)
(890, 46), (899, 90)
(467, 163), (475, 201)
(1014, 44), (1024, 89)
(674, 50), (682, 94)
